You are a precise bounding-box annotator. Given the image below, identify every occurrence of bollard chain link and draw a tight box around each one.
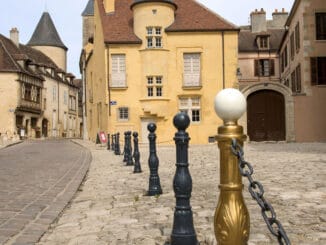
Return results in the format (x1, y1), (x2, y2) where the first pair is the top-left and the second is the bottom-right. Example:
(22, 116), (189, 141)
(231, 139), (291, 245)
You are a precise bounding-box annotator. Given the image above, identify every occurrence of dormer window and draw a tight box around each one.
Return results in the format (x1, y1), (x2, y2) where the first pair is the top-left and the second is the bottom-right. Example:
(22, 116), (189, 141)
(146, 27), (162, 48)
(257, 35), (269, 49)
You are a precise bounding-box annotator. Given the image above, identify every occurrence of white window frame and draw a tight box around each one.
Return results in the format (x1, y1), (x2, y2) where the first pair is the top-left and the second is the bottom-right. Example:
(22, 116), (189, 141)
(183, 53), (201, 87)
(146, 27), (162, 48)
(179, 97), (201, 123)
(111, 54), (126, 87)
(118, 107), (129, 121)
(147, 76), (163, 97)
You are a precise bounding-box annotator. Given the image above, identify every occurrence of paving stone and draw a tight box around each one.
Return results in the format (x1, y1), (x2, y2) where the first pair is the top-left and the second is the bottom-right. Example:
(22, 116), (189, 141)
(36, 140), (326, 245)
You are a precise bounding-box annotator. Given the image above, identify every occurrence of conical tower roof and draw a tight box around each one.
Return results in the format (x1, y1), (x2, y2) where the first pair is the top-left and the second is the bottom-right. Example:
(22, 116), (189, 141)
(27, 12), (67, 50)
(82, 0), (94, 16)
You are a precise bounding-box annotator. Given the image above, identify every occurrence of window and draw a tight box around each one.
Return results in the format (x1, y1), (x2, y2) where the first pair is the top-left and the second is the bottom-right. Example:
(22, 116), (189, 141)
(316, 13), (326, 40)
(258, 36), (269, 49)
(53, 86), (57, 101)
(284, 46), (288, 68)
(118, 107), (129, 121)
(147, 76), (163, 97)
(291, 64), (301, 93)
(311, 57), (326, 85)
(254, 59), (275, 77)
(295, 22), (300, 52)
(69, 96), (76, 111)
(64, 91), (68, 105)
(183, 53), (201, 86)
(146, 27), (162, 48)
(179, 97), (201, 123)
(290, 32), (295, 60)
(111, 54), (126, 87)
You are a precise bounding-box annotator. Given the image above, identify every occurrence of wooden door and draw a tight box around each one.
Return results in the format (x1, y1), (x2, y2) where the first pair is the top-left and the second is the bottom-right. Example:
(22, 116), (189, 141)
(247, 90), (285, 141)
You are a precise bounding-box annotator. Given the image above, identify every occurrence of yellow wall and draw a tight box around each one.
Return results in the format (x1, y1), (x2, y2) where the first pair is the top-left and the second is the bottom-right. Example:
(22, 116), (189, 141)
(32, 46), (67, 72)
(0, 73), (19, 136)
(87, 1), (239, 144)
(85, 0), (109, 141)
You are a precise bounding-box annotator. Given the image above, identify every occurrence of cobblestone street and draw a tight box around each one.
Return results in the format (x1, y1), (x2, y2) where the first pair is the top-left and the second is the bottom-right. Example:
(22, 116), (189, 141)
(38, 140), (326, 245)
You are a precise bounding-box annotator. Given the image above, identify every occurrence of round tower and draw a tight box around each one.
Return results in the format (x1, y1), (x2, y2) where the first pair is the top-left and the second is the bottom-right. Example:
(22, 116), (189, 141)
(131, 0), (177, 49)
(27, 12), (67, 71)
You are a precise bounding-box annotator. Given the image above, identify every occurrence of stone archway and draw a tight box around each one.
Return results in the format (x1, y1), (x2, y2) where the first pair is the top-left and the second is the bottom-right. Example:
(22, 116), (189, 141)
(240, 83), (295, 142)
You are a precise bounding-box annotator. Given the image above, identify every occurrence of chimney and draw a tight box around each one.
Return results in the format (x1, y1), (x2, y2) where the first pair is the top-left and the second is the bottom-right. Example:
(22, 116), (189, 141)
(250, 8), (267, 33)
(271, 8), (288, 28)
(104, 0), (115, 13)
(10, 27), (19, 47)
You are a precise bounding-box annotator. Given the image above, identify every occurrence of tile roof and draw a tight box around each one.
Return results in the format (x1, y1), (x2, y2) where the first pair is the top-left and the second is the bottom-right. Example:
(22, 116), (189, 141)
(239, 29), (285, 52)
(96, 0), (238, 44)
(0, 33), (74, 83)
(27, 12), (67, 50)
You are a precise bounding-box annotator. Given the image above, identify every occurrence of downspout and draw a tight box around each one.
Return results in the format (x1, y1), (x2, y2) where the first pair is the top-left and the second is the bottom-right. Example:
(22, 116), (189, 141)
(82, 51), (89, 140)
(57, 79), (60, 137)
(106, 46), (111, 116)
(222, 31), (225, 89)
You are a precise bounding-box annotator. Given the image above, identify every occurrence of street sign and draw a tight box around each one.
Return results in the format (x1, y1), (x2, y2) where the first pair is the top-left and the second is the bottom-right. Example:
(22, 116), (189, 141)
(110, 101), (117, 105)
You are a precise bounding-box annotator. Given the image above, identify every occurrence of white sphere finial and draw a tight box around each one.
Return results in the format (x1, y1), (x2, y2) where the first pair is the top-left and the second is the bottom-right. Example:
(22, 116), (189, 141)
(214, 88), (246, 122)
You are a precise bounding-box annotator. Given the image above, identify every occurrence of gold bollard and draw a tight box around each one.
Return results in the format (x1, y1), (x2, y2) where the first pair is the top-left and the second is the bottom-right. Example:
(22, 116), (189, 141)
(213, 88), (250, 245)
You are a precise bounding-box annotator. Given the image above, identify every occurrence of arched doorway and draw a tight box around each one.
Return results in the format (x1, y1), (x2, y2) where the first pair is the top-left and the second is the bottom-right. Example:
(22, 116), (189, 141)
(247, 90), (285, 141)
(42, 119), (48, 137)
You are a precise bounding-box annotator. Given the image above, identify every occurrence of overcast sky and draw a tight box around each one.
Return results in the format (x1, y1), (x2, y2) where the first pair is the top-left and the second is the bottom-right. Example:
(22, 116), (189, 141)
(0, 0), (295, 78)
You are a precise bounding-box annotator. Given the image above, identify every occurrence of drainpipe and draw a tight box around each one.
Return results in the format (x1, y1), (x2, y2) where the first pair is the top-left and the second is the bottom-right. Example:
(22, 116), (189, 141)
(82, 52), (88, 140)
(222, 31), (225, 89)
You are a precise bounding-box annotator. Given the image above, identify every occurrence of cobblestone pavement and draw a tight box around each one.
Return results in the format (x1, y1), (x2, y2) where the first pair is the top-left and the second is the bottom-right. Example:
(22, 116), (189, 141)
(38, 140), (326, 245)
(0, 140), (91, 245)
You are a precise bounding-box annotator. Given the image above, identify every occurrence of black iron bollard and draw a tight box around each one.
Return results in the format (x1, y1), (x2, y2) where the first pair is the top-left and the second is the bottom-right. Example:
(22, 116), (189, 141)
(107, 133), (110, 150)
(126, 131), (134, 166)
(115, 133), (121, 155)
(111, 134), (115, 151)
(170, 112), (198, 245)
(123, 132), (128, 162)
(147, 123), (162, 196)
(133, 132), (142, 173)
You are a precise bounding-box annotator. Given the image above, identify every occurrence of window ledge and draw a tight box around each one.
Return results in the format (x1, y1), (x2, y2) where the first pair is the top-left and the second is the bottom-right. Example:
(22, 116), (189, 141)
(182, 85), (202, 90)
(110, 86), (128, 90)
(139, 48), (169, 52)
(313, 84), (326, 87)
(139, 97), (170, 102)
(292, 92), (306, 96)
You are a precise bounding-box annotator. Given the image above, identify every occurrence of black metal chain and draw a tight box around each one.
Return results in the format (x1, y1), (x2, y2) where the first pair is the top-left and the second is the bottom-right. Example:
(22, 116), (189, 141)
(231, 139), (291, 245)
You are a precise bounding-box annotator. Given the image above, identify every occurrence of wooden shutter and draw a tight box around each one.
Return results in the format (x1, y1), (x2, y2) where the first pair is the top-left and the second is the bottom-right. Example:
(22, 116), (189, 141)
(254, 60), (259, 76)
(111, 54), (126, 87)
(311, 57), (317, 85)
(269, 59), (275, 76)
(183, 53), (200, 86)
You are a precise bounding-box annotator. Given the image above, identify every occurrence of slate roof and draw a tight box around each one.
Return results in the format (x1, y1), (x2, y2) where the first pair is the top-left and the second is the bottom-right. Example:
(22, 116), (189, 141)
(96, 0), (238, 44)
(239, 29), (285, 52)
(27, 12), (67, 50)
(82, 0), (94, 16)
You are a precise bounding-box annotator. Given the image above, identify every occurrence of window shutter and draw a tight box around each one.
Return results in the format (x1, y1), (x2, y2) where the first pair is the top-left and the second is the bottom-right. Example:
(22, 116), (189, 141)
(269, 59), (275, 76)
(311, 57), (317, 85)
(111, 54), (126, 87)
(254, 60), (259, 76)
(184, 54), (200, 86)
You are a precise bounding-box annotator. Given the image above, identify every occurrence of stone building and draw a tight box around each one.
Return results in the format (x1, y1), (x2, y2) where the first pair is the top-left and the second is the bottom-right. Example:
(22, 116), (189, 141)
(0, 11), (80, 140)
(237, 8), (294, 142)
(279, 0), (326, 142)
(81, 0), (240, 144)
(239, 0), (326, 142)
